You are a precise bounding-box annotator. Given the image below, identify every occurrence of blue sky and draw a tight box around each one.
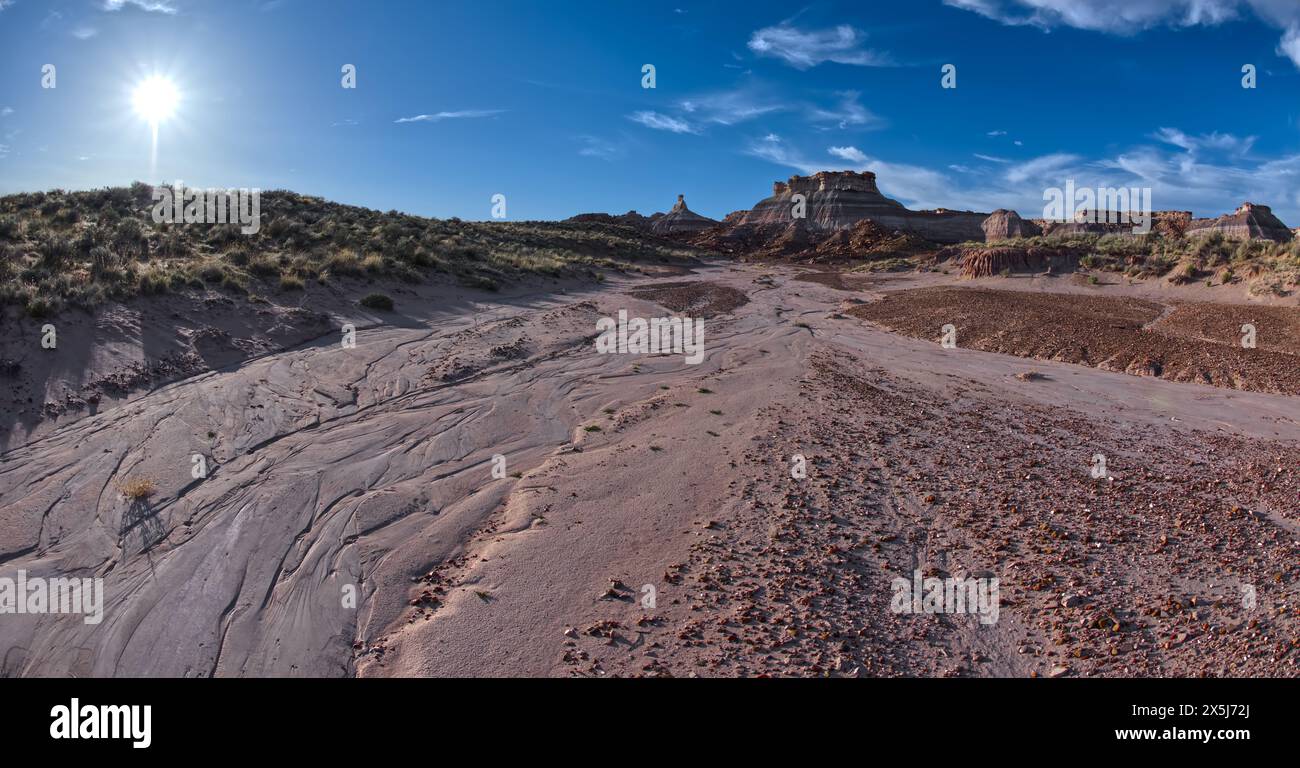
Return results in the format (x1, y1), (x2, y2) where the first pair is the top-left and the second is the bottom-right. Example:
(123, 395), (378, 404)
(2, 0), (1300, 223)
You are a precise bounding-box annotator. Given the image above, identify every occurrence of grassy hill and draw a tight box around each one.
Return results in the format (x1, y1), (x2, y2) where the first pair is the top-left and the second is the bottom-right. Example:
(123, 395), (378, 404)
(0, 184), (699, 317)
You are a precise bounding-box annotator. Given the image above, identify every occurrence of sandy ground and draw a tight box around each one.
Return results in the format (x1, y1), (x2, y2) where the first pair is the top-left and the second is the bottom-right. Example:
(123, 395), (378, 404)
(1, 265), (1296, 677)
(849, 286), (1300, 394)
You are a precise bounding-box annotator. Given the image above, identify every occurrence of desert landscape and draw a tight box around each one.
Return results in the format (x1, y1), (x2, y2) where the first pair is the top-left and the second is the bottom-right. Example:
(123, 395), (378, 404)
(0, 168), (1296, 679)
(2, 1), (1299, 700)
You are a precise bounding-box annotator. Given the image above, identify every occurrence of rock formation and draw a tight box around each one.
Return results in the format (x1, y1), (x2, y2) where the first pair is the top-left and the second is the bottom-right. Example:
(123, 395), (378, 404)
(1034, 210), (1193, 238)
(958, 245), (1079, 278)
(1186, 203), (1293, 242)
(566, 210), (654, 230)
(982, 209), (1041, 241)
(731, 171), (987, 244)
(649, 195), (718, 236)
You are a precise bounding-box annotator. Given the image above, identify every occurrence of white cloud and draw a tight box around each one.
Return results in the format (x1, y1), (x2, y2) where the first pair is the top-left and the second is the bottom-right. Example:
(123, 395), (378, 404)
(1153, 127), (1255, 154)
(102, 0), (178, 13)
(1004, 152), (1084, 183)
(974, 153), (1010, 163)
(945, 0), (1300, 68)
(72, 27), (98, 39)
(828, 145), (868, 163)
(394, 110), (504, 124)
(1276, 24), (1300, 67)
(807, 90), (882, 129)
(747, 22), (893, 69)
(0, 107), (12, 116)
(987, 129), (1007, 136)
(627, 110), (699, 134)
(677, 89), (786, 125)
(577, 135), (624, 161)
(0, 0), (14, 11)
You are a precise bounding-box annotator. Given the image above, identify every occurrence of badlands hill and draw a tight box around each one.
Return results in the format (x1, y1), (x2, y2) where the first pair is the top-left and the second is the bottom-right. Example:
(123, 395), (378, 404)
(572, 170), (1300, 295)
(0, 184), (702, 446)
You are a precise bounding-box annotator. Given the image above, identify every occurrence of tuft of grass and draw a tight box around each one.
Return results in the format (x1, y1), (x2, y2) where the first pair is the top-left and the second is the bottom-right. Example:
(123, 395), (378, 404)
(359, 292), (394, 311)
(119, 477), (157, 500)
(583, 425), (602, 432)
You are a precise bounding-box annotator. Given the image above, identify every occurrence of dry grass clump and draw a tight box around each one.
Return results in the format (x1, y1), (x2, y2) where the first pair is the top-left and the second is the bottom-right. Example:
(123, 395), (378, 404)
(119, 477), (157, 500)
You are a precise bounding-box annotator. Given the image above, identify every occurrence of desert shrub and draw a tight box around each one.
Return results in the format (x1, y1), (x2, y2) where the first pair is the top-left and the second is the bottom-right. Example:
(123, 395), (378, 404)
(73, 228), (101, 258)
(25, 295), (60, 318)
(0, 215), (23, 240)
(325, 249), (363, 276)
(248, 254), (281, 277)
(38, 234), (73, 270)
(138, 268), (171, 295)
(113, 218), (148, 259)
(156, 229), (191, 259)
(89, 246), (118, 275)
(362, 253), (385, 273)
(359, 292), (394, 311)
(129, 181), (154, 207)
(278, 274), (305, 291)
(461, 273), (499, 291)
(119, 477), (157, 499)
(198, 261), (225, 283)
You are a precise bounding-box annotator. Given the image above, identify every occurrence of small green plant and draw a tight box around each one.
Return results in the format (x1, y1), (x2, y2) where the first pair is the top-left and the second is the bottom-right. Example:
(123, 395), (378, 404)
(360, 292), (394, 311)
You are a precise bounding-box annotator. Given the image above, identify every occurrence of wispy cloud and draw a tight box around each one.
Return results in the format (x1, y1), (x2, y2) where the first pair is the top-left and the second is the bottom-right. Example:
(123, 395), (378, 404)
(828, 145), (868, 163)
(807, 90), (882, 129)
(747, 22), (894, 69)
(1152, 127), (1255, 155)
(576, 135), (625, 161)
(974, 153), (1010, 163)
(102, 0), (179, 13)
(679, 88), (786, 126)
(627, 110), (699, 134)
(1004, 152), (1082, 183)
(945, 0), (1300, 68)
(987, 129), (1007, 136)
(0, 0), (14, 11)
(72, 27), (98, 39)
(632, 86), (879, 137)
(394, 109), (504, 124)
(0, 107), (13, 117)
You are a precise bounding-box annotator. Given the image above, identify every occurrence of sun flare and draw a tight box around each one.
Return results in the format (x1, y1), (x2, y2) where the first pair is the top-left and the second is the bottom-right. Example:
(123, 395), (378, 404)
(131, 75), (180, 125)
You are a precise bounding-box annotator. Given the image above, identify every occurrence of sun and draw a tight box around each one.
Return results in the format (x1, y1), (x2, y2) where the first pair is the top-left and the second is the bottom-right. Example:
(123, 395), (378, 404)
(131, 76), (180, 125)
